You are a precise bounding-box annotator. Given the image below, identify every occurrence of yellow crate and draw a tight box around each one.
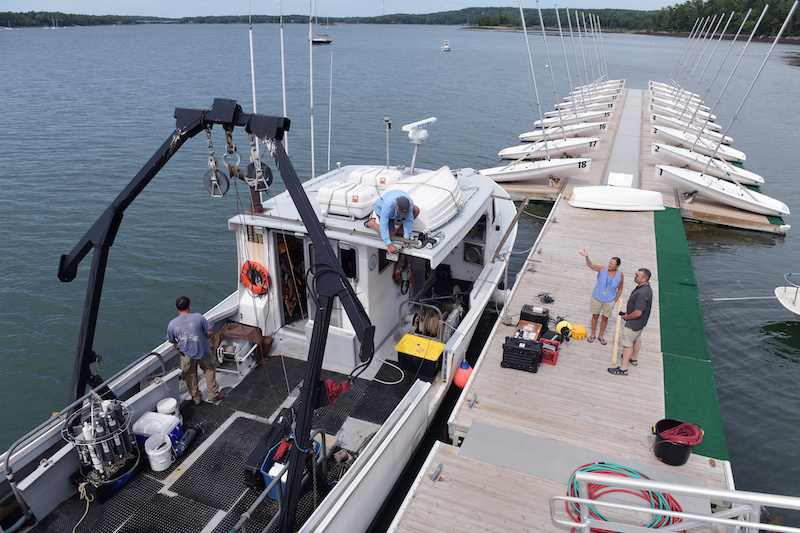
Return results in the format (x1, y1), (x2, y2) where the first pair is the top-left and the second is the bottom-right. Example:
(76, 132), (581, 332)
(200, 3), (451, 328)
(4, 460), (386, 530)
(572, 324), (587, 339)
(395, 334), (445, 378)
(395, 334), (445, 361)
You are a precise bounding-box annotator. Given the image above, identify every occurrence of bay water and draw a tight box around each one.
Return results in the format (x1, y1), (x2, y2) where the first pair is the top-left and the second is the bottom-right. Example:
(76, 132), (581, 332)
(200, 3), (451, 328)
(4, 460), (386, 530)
(2, 22), (799, 522)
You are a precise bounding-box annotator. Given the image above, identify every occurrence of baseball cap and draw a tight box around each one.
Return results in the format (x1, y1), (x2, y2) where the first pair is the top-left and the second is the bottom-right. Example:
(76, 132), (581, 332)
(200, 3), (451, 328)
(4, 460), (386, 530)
(396, 195), (410, 218)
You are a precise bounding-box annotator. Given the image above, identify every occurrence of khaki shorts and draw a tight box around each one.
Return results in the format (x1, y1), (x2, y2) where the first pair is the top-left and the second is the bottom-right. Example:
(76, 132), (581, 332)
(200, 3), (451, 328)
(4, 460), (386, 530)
(621, 326), (643, 348)
(590, 295), (616, 318)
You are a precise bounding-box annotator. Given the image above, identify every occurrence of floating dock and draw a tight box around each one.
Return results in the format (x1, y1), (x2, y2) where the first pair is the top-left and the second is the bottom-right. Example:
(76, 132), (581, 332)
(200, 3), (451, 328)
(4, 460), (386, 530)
(387, 88), (748, 531)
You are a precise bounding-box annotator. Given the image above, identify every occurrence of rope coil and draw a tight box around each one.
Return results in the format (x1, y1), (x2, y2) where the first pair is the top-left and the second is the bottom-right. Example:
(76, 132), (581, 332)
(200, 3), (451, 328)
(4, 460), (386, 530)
(566, 462), (683, 531)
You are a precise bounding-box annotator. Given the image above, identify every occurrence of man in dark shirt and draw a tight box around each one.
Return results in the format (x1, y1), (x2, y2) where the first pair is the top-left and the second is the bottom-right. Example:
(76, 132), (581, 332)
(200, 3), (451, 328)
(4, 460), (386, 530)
(608, 268), (653, 376)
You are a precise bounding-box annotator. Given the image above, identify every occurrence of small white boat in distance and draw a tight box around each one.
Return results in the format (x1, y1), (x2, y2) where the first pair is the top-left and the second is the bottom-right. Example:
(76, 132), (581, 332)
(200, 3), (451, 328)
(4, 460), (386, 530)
(775, 273), (800, 319)
(535, 109), (612, 128)
(441, 40), (450, 52)
(648, 81), (701, 99)
(650, 112), (722, 132)
(651, 114), (732, 144)
(655, 164), (789, 217)
(519, 121), (608, 142)
(651, 143), (763, 186)
(651, 95), (711, 113)
(652, 124), (745, 163)
(478, 157), (591, 183)
(545, 102), (614, 118)
(568, 186), (665, 211)
(498, 137), (600, 160)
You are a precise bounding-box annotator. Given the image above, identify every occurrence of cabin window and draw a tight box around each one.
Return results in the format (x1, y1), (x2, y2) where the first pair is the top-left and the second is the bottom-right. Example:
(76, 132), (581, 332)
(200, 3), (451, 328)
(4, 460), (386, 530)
(246, 225), (263, 244)
(466, 215), (487, 244)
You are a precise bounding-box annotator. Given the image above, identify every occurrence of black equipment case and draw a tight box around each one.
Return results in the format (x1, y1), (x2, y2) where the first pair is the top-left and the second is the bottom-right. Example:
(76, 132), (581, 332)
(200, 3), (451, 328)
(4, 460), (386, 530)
(501, 337), (542, 373)
(521, 305), (549, 330)
(243, 408), (293, 490)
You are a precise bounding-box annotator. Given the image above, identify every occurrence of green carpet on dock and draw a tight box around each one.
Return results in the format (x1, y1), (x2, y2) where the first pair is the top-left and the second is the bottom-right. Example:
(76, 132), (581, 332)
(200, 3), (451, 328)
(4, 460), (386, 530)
(653, 207), (729, 461)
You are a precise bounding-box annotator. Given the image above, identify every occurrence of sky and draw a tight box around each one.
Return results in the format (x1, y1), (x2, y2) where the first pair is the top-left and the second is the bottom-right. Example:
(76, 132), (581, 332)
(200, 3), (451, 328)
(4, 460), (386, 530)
(0, 1), (676, 19)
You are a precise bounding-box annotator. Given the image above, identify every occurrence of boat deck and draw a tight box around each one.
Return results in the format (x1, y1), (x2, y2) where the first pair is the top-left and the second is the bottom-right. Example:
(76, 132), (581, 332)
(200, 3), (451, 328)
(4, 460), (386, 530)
(28, 355), (416, 533)
(388, 89), (737, 531)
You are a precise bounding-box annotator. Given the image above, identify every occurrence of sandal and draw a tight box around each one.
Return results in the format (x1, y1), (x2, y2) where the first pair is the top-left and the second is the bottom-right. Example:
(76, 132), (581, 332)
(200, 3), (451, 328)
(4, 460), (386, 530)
(598, 337), (607, 345)
(607, 366), (628, 376)
(587, 335), (595, 343)
(364, 220), (371, 228)
(630, 359), (638, 366)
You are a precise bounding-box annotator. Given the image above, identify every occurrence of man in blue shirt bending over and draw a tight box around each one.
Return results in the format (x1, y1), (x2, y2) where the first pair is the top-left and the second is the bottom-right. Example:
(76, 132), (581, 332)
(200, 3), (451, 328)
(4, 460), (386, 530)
(364, 190), (420, 255)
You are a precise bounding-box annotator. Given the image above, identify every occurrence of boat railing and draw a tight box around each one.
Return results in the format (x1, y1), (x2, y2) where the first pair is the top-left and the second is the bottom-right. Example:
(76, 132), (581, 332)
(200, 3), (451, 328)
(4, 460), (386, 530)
(782, 273), (799, 305)
(549, 471), (800, 532)
(1, 348), (174, 526)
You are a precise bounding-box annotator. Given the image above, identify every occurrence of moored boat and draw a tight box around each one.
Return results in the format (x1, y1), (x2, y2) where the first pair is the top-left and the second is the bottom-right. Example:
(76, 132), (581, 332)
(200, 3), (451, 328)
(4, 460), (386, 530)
(478, 157), (591, 183)
(655, 164), (789, 217)
(0, 101), (519, 533)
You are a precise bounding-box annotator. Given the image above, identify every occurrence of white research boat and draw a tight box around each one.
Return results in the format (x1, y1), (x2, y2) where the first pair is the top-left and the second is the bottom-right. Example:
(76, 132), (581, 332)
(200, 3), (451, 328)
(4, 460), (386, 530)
(655, 164), (789, 217)
(0, 102), (519, 533)
(478, 157), (591, 183)
(651, 143), (763, 186)
(498, 137), (600, 160)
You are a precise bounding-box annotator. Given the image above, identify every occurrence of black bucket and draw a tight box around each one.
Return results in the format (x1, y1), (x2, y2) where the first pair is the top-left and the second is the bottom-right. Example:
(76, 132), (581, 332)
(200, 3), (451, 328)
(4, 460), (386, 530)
(653, 418), (693, 466)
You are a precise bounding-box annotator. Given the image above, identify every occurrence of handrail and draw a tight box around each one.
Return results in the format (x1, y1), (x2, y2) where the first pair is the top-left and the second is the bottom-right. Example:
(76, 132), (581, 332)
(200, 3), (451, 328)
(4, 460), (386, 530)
(2, 348), (173, 527)
(549, 471), (800, 532)
(783, 273), (799, 305)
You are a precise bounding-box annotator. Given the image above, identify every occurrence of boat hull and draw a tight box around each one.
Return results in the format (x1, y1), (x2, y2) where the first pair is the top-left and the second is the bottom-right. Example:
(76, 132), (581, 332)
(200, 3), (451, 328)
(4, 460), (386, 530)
(499, 137), (600, 160)
(655, 164), (789, 217)
(651, 143), (763, 186)
(568, 185), (665, 211)
(479, 158), (591, 182)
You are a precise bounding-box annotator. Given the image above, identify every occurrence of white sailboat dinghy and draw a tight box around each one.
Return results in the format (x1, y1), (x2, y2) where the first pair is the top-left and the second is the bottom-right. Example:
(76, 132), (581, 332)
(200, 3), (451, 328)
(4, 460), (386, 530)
(478, 157), (591, 183)
(498, 136), (600, 160)
(651, 143), (763, 186)
(655, 164), (789, 217)
(0, 102), (519, 533)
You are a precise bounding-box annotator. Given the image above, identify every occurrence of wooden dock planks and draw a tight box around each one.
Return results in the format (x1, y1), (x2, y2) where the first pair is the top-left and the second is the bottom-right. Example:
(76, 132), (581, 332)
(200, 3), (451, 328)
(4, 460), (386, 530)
(389, 88), (735, 532)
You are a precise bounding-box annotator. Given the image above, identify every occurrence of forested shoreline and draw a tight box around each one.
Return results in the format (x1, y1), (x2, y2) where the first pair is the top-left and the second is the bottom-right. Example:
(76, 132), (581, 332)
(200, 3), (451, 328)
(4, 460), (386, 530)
(2, 1), (798, 38)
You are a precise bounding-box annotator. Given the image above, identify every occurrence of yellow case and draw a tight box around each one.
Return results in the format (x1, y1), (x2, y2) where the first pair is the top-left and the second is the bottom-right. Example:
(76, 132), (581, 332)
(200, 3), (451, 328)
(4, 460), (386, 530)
(572, 324), (587, 339)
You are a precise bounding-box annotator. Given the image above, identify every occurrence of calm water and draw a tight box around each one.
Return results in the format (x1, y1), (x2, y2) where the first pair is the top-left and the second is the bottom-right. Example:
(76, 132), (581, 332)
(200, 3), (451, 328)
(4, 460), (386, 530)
(2, 22), (799, 521)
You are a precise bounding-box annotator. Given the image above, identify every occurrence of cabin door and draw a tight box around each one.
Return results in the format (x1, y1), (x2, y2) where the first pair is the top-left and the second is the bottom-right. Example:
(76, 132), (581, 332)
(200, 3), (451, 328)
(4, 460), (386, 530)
(276, 233), (307, 326)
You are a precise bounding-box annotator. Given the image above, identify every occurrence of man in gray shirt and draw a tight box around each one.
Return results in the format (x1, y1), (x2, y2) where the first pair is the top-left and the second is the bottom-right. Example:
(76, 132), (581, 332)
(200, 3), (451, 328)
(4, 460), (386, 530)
(167, 296), (224, 404)
(608, 268), (653, 376)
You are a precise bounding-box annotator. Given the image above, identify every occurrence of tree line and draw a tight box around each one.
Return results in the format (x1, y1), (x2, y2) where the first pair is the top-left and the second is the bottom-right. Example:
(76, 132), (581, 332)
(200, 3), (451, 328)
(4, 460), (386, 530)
(2, 3), (798, 37)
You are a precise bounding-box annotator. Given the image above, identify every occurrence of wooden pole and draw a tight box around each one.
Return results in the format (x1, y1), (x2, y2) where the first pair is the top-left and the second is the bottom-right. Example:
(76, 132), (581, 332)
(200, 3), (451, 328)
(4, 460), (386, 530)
(611, 298), (623, 365)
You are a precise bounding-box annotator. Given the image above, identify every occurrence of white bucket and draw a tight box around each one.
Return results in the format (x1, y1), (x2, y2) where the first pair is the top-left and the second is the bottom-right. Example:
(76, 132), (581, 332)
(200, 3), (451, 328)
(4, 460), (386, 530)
(144, 434), (174, 472)
(157, 397), (182, 426)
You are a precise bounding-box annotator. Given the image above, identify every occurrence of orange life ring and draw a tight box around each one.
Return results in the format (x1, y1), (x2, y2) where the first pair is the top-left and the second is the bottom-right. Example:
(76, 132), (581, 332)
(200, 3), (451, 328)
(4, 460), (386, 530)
(241, 261), (271, 294)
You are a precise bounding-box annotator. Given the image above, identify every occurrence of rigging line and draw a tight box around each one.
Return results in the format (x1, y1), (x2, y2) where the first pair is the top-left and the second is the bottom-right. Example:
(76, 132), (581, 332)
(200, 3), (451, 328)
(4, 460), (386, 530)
(309, 0), (316, 179)
(327, 48), (333, 172)
(517, 0), (551, 160)
(280, 0), (289, 154)
(536, 0), (567, 140)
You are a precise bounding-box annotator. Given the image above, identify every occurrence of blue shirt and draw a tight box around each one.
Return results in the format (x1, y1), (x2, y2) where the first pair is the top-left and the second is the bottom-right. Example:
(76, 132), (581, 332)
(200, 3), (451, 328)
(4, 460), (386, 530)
(167, 313), (212, 360)
(591, 267), (621, 303)
(373, 190), (414, 245)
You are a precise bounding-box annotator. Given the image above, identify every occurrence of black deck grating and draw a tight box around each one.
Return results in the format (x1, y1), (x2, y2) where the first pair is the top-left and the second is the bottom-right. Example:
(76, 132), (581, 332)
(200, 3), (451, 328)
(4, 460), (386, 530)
(170, 416), (268, 509)
(29, 470), (162, 532)
(117, 492), (219, 533)
(350, 362), (414, 425)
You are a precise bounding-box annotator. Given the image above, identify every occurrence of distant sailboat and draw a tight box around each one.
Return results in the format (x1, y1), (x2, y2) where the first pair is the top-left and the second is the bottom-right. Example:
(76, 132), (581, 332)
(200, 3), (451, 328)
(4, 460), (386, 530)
(311, 1), (332, 45)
